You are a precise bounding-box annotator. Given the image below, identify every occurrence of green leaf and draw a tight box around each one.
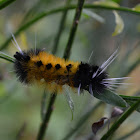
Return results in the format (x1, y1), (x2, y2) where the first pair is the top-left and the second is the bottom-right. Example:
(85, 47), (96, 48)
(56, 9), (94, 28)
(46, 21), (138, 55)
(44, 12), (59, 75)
(64, 85), (74, 120)
(133, 4), (140, 12)
(112, 11), (124, 36)
(101, 99), (140, 140)
(83, 9), (105, 23)
(41, 90), (48, 121)
(94, 90), (127, 107)
(0, 0), (16, 10)
(62, 102), (103, 140)
(93, 1), (120, 7)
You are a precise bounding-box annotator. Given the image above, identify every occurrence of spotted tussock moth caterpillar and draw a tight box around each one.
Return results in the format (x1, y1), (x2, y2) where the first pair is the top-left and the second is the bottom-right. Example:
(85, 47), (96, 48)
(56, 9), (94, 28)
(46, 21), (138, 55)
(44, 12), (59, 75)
(11, 33), (128, 96)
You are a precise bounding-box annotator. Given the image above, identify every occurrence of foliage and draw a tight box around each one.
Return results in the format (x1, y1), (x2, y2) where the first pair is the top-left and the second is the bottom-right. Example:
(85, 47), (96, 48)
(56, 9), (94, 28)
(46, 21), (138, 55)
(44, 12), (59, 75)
(0, 0), (140, 140)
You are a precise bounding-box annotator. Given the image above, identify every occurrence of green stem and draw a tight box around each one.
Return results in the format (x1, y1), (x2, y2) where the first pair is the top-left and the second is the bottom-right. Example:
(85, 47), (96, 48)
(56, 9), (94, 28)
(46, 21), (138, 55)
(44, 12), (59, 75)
(0, 53), (15, 63)
(0, 0), (16, 10)
(63, 0), (85, 59)
(1, 4), (140, 50)
(52, 0), (72, 54)
(120, 95), (140, 101)
(85, 4), (140, 14)
(37, 94), (57, 140)
(36, 0), (85, 140)
(101, 99), (140, 140)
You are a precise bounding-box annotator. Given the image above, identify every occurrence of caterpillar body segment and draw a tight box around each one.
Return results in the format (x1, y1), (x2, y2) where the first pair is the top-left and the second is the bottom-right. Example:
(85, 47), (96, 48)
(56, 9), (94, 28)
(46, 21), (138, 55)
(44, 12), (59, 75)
(13, 47), (129, 96)
(13, 49), (108, 94)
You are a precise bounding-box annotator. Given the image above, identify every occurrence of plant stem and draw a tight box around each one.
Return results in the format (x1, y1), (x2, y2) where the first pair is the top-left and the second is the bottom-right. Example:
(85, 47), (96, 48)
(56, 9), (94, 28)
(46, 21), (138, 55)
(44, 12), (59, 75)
(37, 94), (57, 140)
(0, 0), (16, 10)
(1, 4), (140, 50)
(120, 95), (140, 101)
(0, 53), (15, 63)
(37, 0), (84, 140)
(101, 99), (140, 140)
(52, 0), (72, 54)
(63, 0), (85, 59)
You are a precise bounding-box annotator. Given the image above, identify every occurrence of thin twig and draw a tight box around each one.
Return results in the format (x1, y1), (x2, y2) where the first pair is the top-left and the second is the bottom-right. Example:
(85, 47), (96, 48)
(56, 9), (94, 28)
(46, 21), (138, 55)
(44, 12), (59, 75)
(39, 0), (72, 126)
(36, 1), (85, 140)
(37, 94), (57, 140)
(52, 0), (72, 54)
(63, 0), (85, 59)
(101, 99), (140, 140)
(0, 52), (15, 63)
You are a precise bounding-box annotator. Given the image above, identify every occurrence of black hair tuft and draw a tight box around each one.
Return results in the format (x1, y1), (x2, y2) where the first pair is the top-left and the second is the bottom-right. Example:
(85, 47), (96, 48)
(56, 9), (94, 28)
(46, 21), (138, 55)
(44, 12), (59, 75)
(13, 49), (42, 84)
(73, 62), (108, 94)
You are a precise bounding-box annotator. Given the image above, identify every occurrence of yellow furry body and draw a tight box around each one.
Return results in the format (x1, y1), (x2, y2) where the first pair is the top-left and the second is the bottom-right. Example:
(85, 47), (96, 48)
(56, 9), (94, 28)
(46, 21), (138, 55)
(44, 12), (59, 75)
(25, 51), (80, 92)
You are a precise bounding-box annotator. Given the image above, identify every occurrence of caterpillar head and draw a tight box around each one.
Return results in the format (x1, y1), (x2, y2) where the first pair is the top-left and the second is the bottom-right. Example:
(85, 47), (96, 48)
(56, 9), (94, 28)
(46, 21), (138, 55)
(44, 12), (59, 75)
(14, 51), (30, 83)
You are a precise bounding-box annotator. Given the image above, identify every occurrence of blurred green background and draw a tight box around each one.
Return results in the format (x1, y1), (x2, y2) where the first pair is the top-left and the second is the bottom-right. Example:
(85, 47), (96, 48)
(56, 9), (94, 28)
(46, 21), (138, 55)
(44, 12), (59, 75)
(0, 0), (140, 140)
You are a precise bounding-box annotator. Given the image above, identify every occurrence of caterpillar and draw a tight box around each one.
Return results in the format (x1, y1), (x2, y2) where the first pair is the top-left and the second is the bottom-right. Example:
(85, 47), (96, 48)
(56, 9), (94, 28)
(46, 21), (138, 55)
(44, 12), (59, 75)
(12, 34), (128, 95)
